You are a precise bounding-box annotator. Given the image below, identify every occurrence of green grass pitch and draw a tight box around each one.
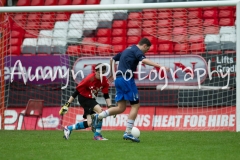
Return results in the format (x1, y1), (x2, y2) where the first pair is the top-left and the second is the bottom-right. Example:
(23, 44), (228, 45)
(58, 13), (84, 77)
(0, 130), (239, 160)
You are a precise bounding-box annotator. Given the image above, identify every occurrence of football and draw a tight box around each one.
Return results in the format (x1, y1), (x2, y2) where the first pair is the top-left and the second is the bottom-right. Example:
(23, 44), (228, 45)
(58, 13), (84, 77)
(131, 127), (140, 138)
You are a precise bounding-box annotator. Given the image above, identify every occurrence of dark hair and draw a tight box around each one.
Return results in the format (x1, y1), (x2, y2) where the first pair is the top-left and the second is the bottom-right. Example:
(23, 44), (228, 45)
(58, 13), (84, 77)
(138, 38), (152, 47)
(95, 63), (106, 72)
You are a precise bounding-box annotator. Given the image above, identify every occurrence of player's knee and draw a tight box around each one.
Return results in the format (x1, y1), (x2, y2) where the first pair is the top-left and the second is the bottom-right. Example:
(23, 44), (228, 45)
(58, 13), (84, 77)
(96, 108), (103, 114)
(118, 107), (126, 113)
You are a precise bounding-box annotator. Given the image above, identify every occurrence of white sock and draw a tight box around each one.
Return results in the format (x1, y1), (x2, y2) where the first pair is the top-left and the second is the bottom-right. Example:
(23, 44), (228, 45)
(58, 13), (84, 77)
(98, 110), (109, 119)
(125, 119), (134, 134)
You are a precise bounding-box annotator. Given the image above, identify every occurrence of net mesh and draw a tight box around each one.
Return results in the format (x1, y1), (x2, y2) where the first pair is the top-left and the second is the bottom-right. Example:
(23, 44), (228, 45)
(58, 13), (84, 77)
(0, 3), (237, 131)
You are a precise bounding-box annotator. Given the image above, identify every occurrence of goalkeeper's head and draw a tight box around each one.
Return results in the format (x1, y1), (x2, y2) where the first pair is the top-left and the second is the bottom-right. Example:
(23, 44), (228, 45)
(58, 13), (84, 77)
(95, 63), (107, 79)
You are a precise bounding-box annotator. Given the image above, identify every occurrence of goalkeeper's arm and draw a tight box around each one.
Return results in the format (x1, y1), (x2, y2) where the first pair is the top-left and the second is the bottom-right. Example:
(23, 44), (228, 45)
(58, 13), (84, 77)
(59, 90), (79, 115)
(103, 93), (116, 117)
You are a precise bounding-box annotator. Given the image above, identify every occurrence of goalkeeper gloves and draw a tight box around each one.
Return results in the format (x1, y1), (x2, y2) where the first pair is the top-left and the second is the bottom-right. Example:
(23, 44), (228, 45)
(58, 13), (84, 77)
(59, 102), (71, 116)
(107, 104), (116, 118)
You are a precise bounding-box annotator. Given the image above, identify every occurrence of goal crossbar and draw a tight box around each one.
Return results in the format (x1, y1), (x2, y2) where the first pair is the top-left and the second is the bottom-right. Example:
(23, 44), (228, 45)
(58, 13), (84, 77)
(0, 1), (239, 12)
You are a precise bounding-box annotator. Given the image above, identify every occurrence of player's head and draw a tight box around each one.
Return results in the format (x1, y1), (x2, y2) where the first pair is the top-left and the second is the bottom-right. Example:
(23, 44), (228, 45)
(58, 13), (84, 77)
(95, 63), (107, 79)
(137, 38), (152, 53)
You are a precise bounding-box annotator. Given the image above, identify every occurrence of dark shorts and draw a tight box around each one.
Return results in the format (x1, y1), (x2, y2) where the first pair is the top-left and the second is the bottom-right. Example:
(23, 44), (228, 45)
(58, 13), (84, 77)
(114, 77), (139, 104)
(78, 94), (98, 119)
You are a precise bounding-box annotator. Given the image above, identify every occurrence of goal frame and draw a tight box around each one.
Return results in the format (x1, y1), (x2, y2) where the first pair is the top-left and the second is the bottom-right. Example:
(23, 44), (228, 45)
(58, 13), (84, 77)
(0, 0), (239, 131)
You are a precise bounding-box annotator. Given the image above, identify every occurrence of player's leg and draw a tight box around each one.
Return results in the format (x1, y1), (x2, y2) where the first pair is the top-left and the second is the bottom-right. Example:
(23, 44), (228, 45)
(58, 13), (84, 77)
(91, 105), (108, 140)
(123, 79), (140, 142)
(63, 94), (92, 140)
(98, 100), (127, 119)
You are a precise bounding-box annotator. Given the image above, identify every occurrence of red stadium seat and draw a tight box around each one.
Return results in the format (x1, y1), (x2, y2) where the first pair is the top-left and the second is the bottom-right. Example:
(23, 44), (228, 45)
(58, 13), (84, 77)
(17, 0), (31, 6)
(142, 28), (156, 36)
(82, 45), (96, 55)
(11, 21), (26, 30)
(172, 10), (187, 19)
(173, 19), (187, 27)
(10, 38), (22, 46)
(173, 43), (189, 54)
(86, 0), (100, 5)
(142, 20), (156, 28)
(11, 29), (25, 38)
(158, 11), (172, 19)
(45, 0), (58, 6)
(113, 45), (126, 53)
(14, 14), (27, 21)
(172, 35), (188, 43)
(188, 19), (203, 27)
(127, 36), (141, 44)
(97, 29), (111, 37)
(112, 20), (127, 28)
(188, 26), (203, 35)
(143, 11), (157, 19)
(203, 26), (219, 34)
(188, 35), (204, 43)
(41, 12), (56, 22)
(31, 0), (44, 6)
(39, 22), (55, 30)
(203, 18), (219, 26)
(128, 12), (142, 20)
(25, 21), (40, 30)
(97, 37), (111, 44)
(58, 0), (71, 5)
(219, 18), (235, 26)
(97, 45), (113, 56)
(28, 13), (42, 22)
(55, 12), (70, 21)
(82, 37), (96, 43)
(127, 20), (141, 28)
(189, 43), (205, 54)
(188, 9), (202, 19)
(172, 27), (187, 35)
(111, 37), (126, 45)
(8, 46), (21, 56)
(24, 30), (39, 38)
(158, 35), (172, 43)
(158, 42), (173, 54)
(112, 29), (127, 37)
(203, 9), (218, 19)
(218, 6), (234, 10)
(157, 19), (172, 28)
(72, 0), (86, 5)
(1, 0), (6, 6)
(66, 46), (81, 55)
(127, 28), (141, 36)
(157, 27), (172, 35)
(218, 9), (234, 18)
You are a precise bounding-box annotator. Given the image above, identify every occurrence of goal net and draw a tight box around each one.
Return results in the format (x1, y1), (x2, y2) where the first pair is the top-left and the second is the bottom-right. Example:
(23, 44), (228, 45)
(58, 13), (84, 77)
(0, 1), (238, 131)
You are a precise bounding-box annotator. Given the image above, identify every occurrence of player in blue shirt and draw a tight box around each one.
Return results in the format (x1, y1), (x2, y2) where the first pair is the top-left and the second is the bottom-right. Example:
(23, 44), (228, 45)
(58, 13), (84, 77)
(92, 38), (169, 142)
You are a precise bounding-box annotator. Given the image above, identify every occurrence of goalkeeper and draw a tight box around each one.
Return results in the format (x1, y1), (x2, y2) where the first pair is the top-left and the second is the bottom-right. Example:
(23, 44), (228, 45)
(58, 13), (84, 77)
(59, 63), (113, 140)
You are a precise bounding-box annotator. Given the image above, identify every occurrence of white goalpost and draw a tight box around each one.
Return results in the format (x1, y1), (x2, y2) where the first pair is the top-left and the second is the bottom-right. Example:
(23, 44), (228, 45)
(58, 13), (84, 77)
(0, 0), (239, 131)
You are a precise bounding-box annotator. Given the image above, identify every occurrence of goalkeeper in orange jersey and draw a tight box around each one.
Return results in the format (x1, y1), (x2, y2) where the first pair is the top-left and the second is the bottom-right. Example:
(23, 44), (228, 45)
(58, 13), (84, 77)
(59, 63), (114, 140)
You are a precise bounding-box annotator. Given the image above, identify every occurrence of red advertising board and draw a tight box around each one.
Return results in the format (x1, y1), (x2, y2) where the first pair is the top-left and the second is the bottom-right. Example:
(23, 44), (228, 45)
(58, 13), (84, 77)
(63, 106), (236, 131)
(2, 106), (235, 131)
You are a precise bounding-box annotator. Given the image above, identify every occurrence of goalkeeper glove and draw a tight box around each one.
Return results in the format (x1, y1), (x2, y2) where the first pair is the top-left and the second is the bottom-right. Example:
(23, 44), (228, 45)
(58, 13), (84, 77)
(59, 102), (71, 116)
(107, 105), (116, 118)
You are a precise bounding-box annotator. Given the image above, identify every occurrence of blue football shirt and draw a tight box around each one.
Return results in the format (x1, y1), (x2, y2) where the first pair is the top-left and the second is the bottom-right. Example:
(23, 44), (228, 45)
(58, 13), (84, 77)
(113, 45), (146, 77)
